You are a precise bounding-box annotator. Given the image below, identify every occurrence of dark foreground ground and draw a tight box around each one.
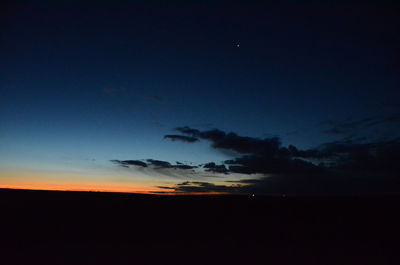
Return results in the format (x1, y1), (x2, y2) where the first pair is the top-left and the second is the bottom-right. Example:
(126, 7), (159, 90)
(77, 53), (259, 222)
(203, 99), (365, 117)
(1, 189), (400, 264)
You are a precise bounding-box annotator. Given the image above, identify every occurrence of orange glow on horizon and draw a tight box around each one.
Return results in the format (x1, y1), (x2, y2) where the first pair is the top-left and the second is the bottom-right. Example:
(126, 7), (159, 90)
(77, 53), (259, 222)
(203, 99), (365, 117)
(0, 183), (157, 194)
(0, 185), (228, 195)
(0, 170), (230, 195)
(0, 171), (162, 194)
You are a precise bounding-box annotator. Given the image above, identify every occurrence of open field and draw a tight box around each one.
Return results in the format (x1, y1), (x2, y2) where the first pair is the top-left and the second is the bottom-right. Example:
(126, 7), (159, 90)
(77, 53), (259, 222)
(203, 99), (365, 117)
(1, 188), (399, 264)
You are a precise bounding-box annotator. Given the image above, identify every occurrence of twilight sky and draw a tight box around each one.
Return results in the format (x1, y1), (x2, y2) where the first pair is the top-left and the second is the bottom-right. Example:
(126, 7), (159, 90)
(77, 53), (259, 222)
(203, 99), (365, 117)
(1, 1), (399, 194)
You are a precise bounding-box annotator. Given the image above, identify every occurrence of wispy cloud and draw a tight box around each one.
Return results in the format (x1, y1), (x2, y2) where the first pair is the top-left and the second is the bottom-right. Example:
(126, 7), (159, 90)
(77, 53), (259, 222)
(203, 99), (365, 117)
(321, 112), (400, 135)
(164, 135), (199, 143)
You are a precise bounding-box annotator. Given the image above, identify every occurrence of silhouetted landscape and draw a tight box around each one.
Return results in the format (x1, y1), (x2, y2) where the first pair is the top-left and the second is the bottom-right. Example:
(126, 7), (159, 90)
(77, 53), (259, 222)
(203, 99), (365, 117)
(1, 188), (400, 264)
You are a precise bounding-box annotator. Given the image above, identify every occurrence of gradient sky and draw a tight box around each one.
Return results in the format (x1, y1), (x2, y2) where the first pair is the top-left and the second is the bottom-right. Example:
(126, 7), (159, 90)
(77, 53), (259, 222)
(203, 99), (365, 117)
(1, 2), (399, 194)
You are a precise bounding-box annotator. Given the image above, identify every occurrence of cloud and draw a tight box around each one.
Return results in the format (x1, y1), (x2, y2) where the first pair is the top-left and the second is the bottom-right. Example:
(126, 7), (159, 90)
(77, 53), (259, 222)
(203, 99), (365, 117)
(168, 127), (400, 194)
(110, 159), (198, 172)
(146, 159), (172, 168)
(175, 126), (284, 155)
(164, 135), (199, 143)
(159, 160), (400, 195)
(173, 165), (198, 170)
(322, 112), (400, 135)
(203, 162), (229, 174)
(112, 126), (400, 195)
(111, 160), (147, 167)
(172, 126), (321, 175)
(314, 137), (400, 175)
(146, 159), (198, 170)
(175, 126), (201, 136)
(156, 181), (240, 193)
(225, 156), (321, 175)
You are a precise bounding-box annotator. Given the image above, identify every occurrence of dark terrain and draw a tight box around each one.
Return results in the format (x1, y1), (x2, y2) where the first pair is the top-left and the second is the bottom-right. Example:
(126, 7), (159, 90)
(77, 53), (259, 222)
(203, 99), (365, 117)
(1, 188), (399, 264)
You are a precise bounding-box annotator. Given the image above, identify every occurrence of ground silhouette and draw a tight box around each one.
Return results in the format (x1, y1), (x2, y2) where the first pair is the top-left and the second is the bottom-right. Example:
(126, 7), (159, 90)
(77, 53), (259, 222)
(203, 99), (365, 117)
(1, 188), (399, 264)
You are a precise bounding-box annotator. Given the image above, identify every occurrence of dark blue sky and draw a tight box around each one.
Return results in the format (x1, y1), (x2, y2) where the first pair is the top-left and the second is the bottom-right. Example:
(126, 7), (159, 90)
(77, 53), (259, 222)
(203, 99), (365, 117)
(1, 2), (399, 194)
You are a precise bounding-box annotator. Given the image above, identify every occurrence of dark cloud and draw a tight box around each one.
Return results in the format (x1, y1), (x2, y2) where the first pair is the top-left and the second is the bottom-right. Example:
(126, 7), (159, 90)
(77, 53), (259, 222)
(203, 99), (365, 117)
(172, 126), (320, 175)
(173, 165), (198, 170)
(203, 162), (229, 174)
(176, 181), (190, 186)
(225, 156), (321, 176)
(164, 135), (199, 143)
(157, 127), (400, 194)
(157, 181), (240, 193)
(230, 174), (400, 196)
(173, 126), (400, 175)
(175, 126), (201, 136)
(226, 179), (262, 184)
(158, 161), (400, 194)
(176, 126), (284, 155)
(110, 159), (197, 172)
(110, 160), (147, 167)
(146, 159), (197, 170)
(314, 137), (400, 176)
(113, 126), (400, 195)
(146, 159), (172, 168)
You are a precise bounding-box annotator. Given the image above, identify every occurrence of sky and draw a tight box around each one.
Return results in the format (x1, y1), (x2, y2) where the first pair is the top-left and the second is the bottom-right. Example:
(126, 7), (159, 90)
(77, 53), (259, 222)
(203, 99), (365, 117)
(1, 1), (399, 195)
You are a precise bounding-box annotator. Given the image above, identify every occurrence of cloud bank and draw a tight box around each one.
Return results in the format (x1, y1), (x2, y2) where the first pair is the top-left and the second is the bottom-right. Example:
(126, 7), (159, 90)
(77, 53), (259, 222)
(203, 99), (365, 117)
(111, 126), (400, 195)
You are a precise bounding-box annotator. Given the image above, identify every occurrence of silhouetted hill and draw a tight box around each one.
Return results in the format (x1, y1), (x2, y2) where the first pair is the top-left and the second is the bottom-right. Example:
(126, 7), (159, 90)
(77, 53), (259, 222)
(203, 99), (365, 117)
(1, 188), (399, 264)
